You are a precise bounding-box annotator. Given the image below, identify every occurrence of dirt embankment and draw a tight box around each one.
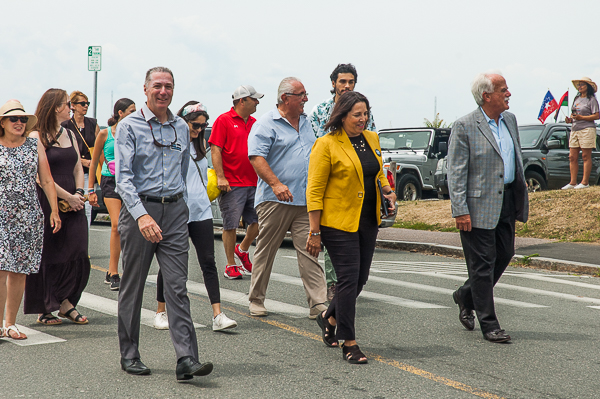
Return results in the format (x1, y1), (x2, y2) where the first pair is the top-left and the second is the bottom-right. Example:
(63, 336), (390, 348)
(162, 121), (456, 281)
(395, 187), (600, 243)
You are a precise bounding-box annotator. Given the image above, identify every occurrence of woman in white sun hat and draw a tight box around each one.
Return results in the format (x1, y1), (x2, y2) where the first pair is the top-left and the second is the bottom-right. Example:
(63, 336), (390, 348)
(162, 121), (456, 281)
(0, 100), (61, 340)
(563, 77), (600, 189)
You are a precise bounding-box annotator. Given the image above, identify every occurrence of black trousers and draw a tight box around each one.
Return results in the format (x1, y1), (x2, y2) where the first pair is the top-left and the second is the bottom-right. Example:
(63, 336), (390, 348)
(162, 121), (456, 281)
(321, 219), (379, 340)
(456, 188), (516, 334)
(157, 219), (221, 305)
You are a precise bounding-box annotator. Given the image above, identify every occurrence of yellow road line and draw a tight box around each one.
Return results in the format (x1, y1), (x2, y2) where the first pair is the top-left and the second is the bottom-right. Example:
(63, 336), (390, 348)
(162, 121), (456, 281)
(90, 264), (504, 398)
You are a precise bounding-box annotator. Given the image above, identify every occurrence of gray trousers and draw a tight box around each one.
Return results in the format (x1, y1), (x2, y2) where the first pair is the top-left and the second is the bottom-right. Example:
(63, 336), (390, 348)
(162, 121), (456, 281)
(117, 199), (199, 362)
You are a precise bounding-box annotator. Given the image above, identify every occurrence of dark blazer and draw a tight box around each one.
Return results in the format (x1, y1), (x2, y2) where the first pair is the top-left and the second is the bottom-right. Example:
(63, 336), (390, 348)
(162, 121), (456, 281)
(447, 108), (529, 229)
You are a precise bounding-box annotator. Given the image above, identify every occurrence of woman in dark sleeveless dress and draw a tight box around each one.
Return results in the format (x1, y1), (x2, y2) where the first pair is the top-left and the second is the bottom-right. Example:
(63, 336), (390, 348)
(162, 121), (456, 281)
(24, 88), (91, 325)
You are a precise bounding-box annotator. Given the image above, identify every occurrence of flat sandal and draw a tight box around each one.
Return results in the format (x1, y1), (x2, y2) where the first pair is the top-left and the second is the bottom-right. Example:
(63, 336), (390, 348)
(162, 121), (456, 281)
(316, 312), (338, 347)
(341, 343), (368, 364)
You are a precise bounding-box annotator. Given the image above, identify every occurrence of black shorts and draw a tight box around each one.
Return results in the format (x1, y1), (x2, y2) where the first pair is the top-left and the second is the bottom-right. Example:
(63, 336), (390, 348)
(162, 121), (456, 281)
(100, 175), (121, 200)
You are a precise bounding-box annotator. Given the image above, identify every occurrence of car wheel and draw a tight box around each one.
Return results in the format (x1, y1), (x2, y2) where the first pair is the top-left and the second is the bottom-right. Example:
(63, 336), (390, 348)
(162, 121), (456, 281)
(397, 174), (422, 201)
(525, 170), (547, 193)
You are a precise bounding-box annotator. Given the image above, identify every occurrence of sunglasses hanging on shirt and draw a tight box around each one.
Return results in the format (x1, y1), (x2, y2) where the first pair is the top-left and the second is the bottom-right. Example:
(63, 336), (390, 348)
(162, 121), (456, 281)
(141, 109), (178, 148)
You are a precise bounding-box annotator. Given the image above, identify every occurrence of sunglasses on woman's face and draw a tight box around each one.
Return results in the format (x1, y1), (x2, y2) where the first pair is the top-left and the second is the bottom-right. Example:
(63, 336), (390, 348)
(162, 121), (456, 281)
(8, 116), (29, 123)
(73, 101), (91, 107)
(191, 122), (208, 130)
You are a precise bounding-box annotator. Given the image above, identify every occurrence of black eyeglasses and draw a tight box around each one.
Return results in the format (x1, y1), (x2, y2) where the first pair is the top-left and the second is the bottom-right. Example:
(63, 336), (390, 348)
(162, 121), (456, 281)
(7, 116), (29, 123)
(285, 92), (308, 98)
(73, 101), (90, 107)
(191, 122), (208, 131)
(141, 109), (178, 148)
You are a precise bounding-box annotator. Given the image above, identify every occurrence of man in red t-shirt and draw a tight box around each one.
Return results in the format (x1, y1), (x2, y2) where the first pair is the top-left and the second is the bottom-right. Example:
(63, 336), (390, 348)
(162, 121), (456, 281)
(209, 85), (263, 279)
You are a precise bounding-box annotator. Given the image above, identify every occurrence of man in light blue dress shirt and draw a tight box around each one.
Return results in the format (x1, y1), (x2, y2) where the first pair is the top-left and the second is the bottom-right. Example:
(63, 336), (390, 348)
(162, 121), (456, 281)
(247, 77), (327, 318)
(115, 67), (213, 380)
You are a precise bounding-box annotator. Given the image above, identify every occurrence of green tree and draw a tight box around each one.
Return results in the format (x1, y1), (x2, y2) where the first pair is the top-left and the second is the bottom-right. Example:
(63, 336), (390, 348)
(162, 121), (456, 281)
(424, 113), (451, 128)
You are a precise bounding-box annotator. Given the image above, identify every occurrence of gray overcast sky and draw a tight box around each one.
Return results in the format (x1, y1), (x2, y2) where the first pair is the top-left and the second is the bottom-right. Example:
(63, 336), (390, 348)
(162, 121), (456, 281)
(1, 0), (598, 128)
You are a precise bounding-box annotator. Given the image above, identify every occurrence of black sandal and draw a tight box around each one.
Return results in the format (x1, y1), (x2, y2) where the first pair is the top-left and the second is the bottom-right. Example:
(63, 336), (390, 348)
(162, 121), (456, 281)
(316, 312), (338, 347)
(342, 343), (368, 364)
(58, 308), (89, 324)
(37, 313), (62, 325)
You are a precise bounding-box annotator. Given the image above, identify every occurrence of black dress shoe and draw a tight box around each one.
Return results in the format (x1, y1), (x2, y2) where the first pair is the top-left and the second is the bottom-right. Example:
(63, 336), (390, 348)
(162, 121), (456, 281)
(452, 290), (475, 331)
(121, 358), (151, 375)
(483, 329), (511, 343)
(176, 357), (214, 381)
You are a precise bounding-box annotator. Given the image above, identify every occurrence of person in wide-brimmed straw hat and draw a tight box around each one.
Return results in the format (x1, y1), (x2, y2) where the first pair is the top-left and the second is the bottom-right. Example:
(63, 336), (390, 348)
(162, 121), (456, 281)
(0, 99), (38, 134)
(563, 77), (600, 190)
(0, 99), (61, 340)
(572, 77), (598, 93)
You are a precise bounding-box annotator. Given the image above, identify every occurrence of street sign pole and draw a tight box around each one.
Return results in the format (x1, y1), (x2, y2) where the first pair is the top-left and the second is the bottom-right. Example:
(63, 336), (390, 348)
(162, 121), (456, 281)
(93, 71), (98, 118)
(87, 46), (102, 119)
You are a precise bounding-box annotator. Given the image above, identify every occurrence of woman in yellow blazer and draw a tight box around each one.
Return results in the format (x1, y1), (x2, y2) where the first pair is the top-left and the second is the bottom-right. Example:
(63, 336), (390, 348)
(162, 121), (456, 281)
(306, 91), (396, 364)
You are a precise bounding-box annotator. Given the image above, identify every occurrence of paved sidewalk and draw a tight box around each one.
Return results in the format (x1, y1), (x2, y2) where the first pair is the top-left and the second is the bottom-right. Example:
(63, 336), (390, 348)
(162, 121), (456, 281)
(377, 228), (600, 275)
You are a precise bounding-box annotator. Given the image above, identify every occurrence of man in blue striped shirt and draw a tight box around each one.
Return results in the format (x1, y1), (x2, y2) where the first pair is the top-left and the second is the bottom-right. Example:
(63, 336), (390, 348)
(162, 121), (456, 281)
(115, 66), (213, 380)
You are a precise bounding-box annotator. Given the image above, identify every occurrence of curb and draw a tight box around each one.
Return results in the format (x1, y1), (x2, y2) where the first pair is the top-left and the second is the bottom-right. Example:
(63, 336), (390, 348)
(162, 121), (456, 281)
(375, 239), (600, 276)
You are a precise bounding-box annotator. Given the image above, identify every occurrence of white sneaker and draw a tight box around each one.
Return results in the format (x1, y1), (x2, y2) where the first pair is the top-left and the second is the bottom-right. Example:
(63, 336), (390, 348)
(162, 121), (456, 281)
(561, 184), (576, 190)
(153, 311), (169, 330)
(212, 312), (238, 331)
(574, 183), (590, 189)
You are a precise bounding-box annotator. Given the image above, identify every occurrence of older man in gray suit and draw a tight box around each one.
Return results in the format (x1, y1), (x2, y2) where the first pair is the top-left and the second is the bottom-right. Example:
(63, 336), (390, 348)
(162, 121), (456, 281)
(448, 72), (529, 343)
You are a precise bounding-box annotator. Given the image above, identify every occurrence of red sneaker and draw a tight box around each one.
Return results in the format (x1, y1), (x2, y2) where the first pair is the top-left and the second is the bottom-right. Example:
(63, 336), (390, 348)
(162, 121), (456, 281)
(235, 244), (253, 275)
(223, 265), (243, 280)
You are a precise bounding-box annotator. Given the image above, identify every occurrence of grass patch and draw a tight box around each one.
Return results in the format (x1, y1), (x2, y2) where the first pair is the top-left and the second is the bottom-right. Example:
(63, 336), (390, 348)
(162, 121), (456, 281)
(393, 221), (442, 231)
(393, 186), (600, 243)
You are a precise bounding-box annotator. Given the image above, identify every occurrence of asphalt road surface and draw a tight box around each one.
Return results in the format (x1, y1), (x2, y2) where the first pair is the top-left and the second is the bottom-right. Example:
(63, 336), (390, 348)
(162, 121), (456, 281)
(3, 224), (600, 398)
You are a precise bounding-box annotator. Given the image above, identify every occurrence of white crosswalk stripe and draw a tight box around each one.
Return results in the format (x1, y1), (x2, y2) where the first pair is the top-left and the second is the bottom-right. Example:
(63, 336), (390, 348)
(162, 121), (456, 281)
(367, 275), (547, 308)
(77, 292), (206, 328)
(0, 324), (65, 346)
(282, 256), (547, 308)
(270, 273), (448, 309)
(146, 275), (309, 318)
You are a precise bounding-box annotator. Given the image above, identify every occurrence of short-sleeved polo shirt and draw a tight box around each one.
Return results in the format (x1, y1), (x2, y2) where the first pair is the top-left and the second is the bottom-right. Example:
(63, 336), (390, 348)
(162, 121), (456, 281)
(208, 108), (258, 187)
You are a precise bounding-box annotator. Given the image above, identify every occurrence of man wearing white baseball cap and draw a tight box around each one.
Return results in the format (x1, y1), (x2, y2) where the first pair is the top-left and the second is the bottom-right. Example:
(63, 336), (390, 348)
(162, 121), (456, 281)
(209, 85), (264, 280)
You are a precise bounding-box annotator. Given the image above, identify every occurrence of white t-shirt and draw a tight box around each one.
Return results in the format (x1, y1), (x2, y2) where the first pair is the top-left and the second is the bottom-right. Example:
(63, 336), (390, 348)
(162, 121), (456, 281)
(185, 146), (212, 223)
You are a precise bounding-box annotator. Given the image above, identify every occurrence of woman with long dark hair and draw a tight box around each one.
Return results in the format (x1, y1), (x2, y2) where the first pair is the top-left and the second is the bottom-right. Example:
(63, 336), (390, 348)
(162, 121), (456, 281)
(0, 100), (61, 339)
(62, 91), (100, 226)
(306, 91), (396, 364)
(24, 88), (91, 325)
(563, 77), (600, 189)
(88, 98), (136, 291)
(153, 101), (237, 332)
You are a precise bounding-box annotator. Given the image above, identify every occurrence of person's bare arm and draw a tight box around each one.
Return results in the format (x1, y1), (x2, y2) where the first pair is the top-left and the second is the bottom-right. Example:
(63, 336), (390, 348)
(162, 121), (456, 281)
(306, 210), (322, 257)
(211, 144), (230, 192)
(572, 112), (600, 122)
(249, 155), (293, 202)
(36, 140), (61, 233)
(88, 128), (108, 206)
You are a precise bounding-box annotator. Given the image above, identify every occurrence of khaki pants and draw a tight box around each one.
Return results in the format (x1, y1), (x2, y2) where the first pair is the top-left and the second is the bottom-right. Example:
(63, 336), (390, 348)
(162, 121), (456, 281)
(248, 201), (327, 308)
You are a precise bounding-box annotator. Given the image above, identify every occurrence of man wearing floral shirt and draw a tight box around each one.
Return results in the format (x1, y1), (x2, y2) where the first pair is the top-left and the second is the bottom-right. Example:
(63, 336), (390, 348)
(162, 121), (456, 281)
(310, 63), (377, 138)
(309, 63), (377, 300)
